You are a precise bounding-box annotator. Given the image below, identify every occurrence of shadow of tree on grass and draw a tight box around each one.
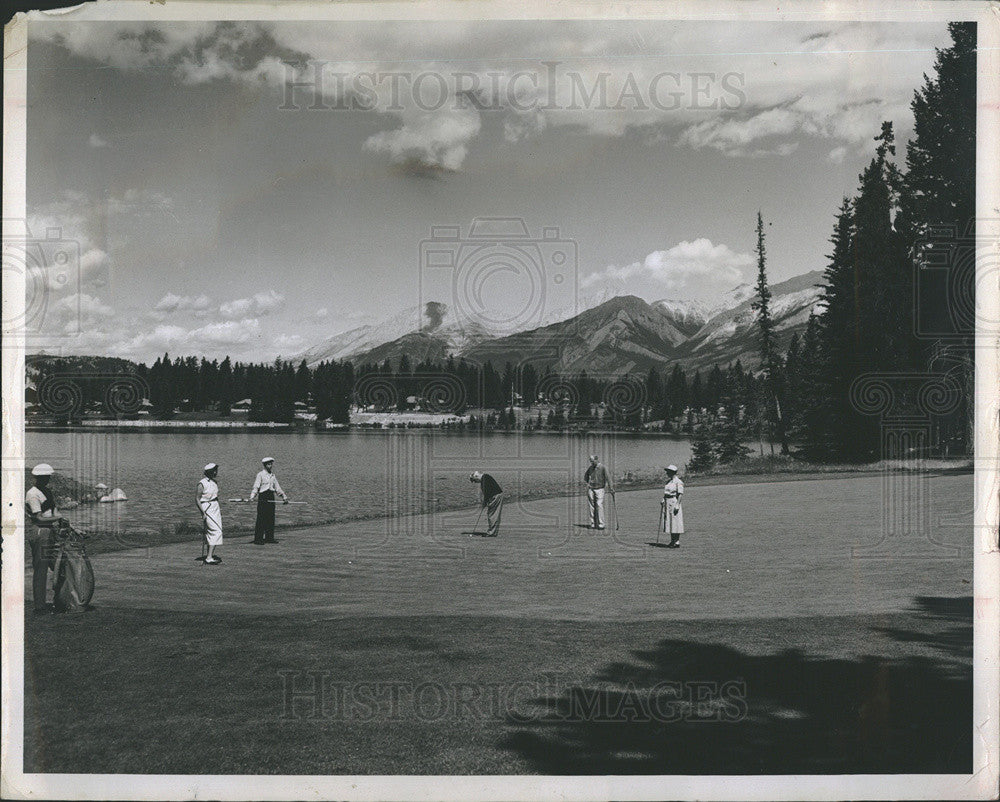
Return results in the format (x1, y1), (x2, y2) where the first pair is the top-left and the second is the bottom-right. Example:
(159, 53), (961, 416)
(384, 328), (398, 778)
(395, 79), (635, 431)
(503, 596), (972, 774)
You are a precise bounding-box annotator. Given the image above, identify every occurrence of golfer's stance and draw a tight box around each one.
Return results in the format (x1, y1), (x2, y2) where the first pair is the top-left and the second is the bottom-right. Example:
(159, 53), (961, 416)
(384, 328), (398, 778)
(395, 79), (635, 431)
(198, 463), (223, 565)
(250, 456), (288, 544)
(662, 464), (684, 548)
(470, 471), (503, 537)
(584, 454), (614, 530)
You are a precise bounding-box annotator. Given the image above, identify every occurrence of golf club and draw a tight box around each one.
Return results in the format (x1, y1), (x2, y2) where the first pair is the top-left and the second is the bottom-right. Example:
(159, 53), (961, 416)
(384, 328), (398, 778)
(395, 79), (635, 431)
(468, 505), (486, 535)
(228, 498), (307, 504)
(612, 491), (620, 531)
(656, 501), (664, 545)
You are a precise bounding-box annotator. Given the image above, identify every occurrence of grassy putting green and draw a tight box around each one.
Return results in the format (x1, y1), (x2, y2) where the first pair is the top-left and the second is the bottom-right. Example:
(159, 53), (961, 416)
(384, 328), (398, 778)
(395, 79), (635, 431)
(24, 472), (973, 774)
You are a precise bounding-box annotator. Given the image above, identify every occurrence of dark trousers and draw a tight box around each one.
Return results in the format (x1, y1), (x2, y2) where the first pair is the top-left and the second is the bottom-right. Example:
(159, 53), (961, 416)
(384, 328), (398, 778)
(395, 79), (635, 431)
(486, 493), (503, 537)
(28, 529), (53, 611)
(254, 490), (276, 543)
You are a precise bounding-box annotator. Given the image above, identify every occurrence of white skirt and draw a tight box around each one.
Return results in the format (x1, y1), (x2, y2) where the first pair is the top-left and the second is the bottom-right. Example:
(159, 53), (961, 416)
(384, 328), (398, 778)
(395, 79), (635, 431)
(202, 500), (223, 546)
(663, 498), (684, 534)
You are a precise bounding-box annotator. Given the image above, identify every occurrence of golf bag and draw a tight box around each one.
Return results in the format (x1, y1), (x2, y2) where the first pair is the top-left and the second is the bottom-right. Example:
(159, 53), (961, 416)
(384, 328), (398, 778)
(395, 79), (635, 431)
(50, 522), (94, 613)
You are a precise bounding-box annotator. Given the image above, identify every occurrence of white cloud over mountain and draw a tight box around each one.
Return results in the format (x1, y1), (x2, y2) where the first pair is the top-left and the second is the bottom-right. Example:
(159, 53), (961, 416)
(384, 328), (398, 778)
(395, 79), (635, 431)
(582, 239), (752, 293)
(219, 290), (285, 319)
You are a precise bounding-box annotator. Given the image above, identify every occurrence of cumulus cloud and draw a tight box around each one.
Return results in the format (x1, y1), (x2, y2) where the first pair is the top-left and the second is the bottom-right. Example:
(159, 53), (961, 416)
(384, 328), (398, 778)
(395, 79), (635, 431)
(36, 292), (115, 336)
(31, 19), (948, 165)
(109, 317), (263, 359)
(153, 293), (213, 315)
(273, 333), (304, 351)
(88, 133), (109, 148)
(582, 239), (752, 291)
(827, 146), (848, 164)
(219, 290), (285, 319)
(26, 188), (176, 296)
(364, 107), (481, 172)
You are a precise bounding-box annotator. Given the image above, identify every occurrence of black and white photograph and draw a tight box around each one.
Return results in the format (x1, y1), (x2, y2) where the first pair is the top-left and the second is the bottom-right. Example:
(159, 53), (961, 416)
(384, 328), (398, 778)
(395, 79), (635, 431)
(2, 1), (998, 799)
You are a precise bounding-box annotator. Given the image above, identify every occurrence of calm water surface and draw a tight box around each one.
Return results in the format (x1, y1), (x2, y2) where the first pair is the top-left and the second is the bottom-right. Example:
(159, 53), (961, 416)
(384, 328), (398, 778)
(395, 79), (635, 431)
(27, 430), (693, 534)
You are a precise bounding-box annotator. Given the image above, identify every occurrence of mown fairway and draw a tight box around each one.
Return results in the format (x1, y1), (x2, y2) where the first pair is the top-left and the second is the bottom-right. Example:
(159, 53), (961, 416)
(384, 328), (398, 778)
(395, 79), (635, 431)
(24, 471), (973, 774)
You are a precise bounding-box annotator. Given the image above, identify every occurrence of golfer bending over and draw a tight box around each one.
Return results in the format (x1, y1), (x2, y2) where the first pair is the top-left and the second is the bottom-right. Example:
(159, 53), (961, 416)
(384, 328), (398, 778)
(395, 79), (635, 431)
(662, 465), (684, 548)
(584, 454), (614, 530)
(470, 471), (503, 537)
(198, 463), (223, 565)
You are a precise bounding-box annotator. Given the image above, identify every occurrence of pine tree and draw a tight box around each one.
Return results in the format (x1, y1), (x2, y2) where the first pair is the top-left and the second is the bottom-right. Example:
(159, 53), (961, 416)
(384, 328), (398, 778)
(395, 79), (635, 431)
(897, 22), (977, 453)
(687, 423), (717, 472)
(750, 212), (789, 454)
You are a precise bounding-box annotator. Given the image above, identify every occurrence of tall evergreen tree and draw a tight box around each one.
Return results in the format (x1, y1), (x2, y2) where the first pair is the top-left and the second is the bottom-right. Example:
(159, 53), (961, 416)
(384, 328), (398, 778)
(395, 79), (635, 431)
(750, 212), (789, 454)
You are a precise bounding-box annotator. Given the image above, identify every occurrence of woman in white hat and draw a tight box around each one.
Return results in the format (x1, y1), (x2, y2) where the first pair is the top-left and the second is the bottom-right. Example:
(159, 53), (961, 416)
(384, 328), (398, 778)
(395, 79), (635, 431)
(662, 465), (684, 548)
(197, 464), (223, 564)
(249, 457), (288, 544)
(25, 463), (64, 613)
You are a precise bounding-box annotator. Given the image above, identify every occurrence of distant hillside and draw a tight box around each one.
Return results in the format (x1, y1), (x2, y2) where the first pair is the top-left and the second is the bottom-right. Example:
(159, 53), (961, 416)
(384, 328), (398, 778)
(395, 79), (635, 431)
(302, 270), (825, 376)
(461, 295), (692, 373)
(669, 271), (823, 371)
(27, 354), (142, 375)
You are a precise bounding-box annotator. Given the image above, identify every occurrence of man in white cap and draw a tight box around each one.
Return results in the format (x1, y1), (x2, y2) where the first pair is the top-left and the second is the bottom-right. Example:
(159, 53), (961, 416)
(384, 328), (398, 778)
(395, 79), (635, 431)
(25, 463), (63, 614)
(470, 471), (503, 537)
(249, 457), (288, 544)
(662, 465), (684, 548)
(584, 454), (615, 530)
(197, 464), (223, 564)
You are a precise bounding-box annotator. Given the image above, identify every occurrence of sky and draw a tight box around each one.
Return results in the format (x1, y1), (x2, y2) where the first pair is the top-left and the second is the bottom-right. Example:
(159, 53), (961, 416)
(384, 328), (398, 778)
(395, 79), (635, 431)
(22, 18), (955, 364)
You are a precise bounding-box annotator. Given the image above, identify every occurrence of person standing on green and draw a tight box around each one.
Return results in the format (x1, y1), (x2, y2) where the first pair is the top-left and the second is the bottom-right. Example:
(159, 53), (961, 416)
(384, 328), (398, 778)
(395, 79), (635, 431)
(662, 465), (684, 548)
(470, 471), (503, 537)
(584, 454), (614, 530)
(25, 463), (63, 614)
(250, 457), (288, 544)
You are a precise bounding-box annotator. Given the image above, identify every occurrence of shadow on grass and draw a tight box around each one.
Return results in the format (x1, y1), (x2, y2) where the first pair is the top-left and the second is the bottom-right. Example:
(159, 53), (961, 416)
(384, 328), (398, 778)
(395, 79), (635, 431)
(503, 596), (972, 774)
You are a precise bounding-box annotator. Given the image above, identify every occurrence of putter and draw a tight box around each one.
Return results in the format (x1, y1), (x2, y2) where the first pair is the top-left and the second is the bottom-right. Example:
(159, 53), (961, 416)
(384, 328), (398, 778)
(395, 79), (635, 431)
(472, 505), (486, 535)
(612, 492), (620, 531)
(656, 502), (664, 545)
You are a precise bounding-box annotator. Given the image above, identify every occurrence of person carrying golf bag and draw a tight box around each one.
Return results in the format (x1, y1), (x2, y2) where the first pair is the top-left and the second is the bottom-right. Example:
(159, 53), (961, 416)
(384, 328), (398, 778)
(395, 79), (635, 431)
(470, 471), (503, 537)
(50, 519), (95, 613)
(661, 465), (684, 548)
(25, 463), (63, 614)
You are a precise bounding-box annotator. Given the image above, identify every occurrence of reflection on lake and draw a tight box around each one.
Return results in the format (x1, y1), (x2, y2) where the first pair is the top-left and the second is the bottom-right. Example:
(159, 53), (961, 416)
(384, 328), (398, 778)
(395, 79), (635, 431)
(27, 430), (693, 534)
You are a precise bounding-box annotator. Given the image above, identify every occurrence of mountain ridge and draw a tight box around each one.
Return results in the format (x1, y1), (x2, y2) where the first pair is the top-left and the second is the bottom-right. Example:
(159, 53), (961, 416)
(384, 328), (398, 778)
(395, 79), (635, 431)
(302, 271), (825, 374)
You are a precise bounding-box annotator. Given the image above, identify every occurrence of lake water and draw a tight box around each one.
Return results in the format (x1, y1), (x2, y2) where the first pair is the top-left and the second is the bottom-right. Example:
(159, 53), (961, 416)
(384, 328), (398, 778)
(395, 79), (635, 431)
(27, 430), (693, 535)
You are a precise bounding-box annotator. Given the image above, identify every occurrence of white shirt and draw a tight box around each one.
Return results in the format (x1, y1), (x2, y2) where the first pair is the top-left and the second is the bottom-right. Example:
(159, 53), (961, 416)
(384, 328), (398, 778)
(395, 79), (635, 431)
(250, 470), (286, 500)
(663, 476), (684, 499)
(198, 477), (219, 510)
(25, 485), (49, 515)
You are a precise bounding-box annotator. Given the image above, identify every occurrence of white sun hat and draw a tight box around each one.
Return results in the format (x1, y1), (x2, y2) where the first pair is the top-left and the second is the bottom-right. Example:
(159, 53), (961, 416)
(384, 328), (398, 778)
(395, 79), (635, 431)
(665, 464), (678, 472)
(204, 463), (218, 472)
(261, 457), (275, 464)
(31, 463), (54, 476)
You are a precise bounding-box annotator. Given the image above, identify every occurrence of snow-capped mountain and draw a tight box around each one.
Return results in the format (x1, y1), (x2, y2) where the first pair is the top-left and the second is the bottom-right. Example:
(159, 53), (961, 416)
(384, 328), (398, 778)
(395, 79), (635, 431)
(300, 302), (504, 366)
(299, 271), (825, 374)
